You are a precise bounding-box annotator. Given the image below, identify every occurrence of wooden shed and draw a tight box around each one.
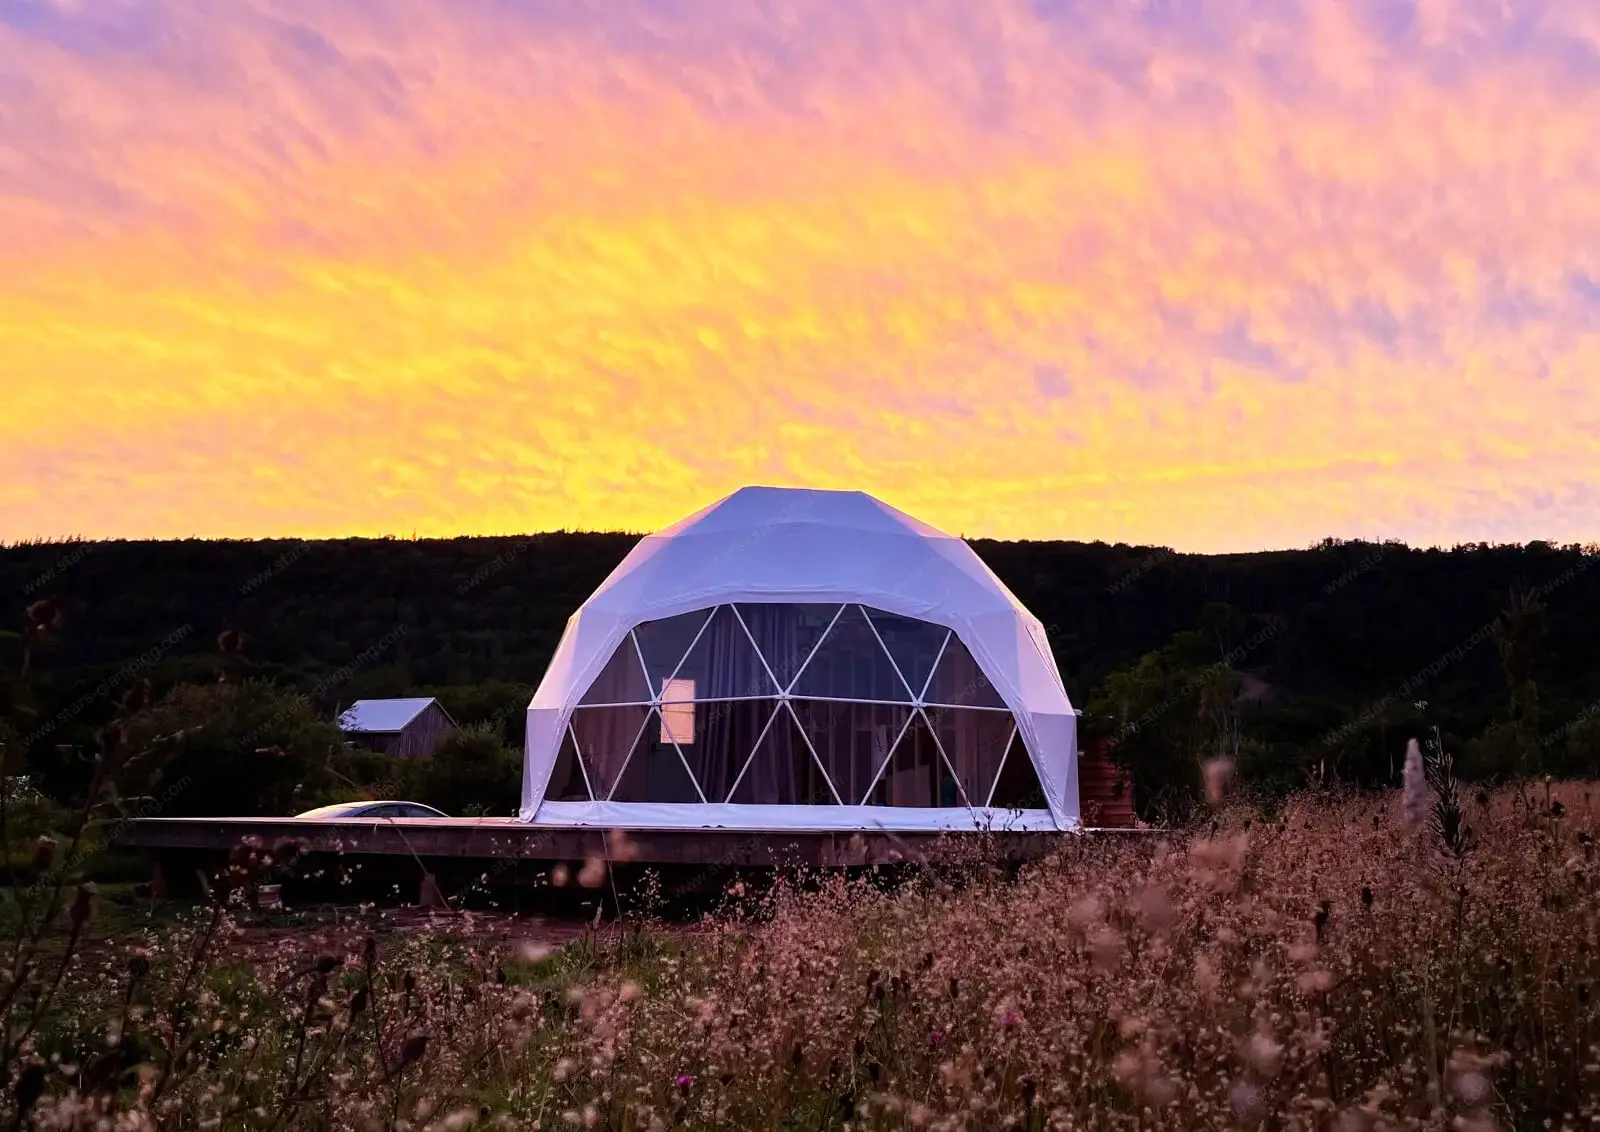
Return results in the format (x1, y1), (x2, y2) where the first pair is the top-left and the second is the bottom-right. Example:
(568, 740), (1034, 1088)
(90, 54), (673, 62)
(1078, 737), (1137, 828)
(338, 697), (457, 759)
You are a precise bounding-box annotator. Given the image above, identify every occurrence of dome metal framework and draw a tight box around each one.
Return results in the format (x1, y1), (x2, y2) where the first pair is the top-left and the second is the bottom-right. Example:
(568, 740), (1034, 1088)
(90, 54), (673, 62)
(542, 601), (1048, 811)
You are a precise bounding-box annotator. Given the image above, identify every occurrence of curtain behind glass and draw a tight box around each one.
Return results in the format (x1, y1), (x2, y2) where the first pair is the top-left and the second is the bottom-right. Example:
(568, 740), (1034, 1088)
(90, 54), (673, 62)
(868, 713), (942, 806)
(731, 704), (810, 803)
(928, 708), (1014, 806)
(570, 704), (649, 799)
(792, 699), (910, 804)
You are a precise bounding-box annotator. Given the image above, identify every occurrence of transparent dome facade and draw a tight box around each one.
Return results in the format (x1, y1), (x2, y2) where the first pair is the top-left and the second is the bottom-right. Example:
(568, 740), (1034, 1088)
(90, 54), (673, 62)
(521, 486), (1079, 830)
(542, 602), (1048, 810)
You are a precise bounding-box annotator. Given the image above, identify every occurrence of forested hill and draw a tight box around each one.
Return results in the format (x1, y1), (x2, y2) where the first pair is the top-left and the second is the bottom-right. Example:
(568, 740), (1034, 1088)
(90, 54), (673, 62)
(4, 534), (1599, 808)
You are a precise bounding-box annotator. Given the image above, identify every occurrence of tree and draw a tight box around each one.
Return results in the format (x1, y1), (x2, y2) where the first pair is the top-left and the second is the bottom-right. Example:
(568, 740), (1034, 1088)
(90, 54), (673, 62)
(423, 682), (534, 747)
(1084, 627), (1226, 821)
(1489, 585), (1547, 775)
(126, 680), (346, 817)
(3, 534), (1597, 814)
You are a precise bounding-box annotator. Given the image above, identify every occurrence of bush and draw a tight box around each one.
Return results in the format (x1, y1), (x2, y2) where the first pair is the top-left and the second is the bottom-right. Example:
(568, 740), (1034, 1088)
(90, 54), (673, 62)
(126, 680), (346, 817)
(402, 723), (521, 816)
(1561, 712), (1600, 776)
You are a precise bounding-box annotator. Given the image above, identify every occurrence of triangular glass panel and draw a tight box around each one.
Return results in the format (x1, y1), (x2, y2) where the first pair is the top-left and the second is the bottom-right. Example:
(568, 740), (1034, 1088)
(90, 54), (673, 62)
(865, 710), (964, 807)
(862, 609), (949, 701)
(632, 608), (715, 698)
(734, 603), (842, 693)
(925, 707), (1015, 809)
(791, 605), (913, 702)
(577, 638), (653, 705)
(545, 727), (592, 801)
(610, 710), (704, 803)
(728, 705), (837, 805)
(569, 704), (650, 801)
(675, 699), (776, 805)
(667, 605), (778, 700)
(922, 635), (1007, 708)
(789, 699), (912, 808)
(988, 731), (1048, 809)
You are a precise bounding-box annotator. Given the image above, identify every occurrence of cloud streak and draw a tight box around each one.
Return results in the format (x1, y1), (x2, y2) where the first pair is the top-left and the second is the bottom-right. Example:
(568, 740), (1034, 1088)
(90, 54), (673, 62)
(1, 0), (1597, 550)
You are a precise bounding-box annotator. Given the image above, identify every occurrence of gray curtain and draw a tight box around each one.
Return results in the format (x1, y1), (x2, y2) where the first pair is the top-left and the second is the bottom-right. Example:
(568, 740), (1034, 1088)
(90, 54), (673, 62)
(569, 704), (648, 800)
(730, 605), (800, 802)
(672, 606), (793, 801)
(743, 602), (801, 691)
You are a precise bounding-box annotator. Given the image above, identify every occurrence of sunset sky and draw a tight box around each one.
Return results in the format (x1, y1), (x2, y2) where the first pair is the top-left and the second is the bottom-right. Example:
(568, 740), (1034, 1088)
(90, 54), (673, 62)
(2, 0), (1597, 552)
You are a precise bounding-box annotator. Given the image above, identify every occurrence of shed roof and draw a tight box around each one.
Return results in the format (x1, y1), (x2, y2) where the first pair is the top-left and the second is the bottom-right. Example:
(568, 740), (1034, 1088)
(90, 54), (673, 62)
(338, 697), (440, 734)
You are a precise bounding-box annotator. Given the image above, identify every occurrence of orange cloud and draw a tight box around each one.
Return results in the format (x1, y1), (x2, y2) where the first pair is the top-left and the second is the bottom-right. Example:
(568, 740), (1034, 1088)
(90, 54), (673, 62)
(1, 0), (1597, 550)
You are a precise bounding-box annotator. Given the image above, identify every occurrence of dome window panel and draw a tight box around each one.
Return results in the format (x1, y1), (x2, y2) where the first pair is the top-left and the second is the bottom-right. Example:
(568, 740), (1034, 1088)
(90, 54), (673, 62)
(632, 609), (716, 699)
(610, 709), (705, 803)
(988, 730), (1050, 809)
(569, 704), (652, 801)
(790, 699), (914, 810)
(925, 707), (1015, 809)
(734, 602), (842, 693)
(923, 635), (1009, 709)
(727, 704), (838, 805)
(577, 637), (654, 706)
(545, 727), (592, 801)
(864, 710), (965, 807)
(678, 699), (780, 804)
(790, 604), (914, 702)
(667, 605), (780, 700)
(862, 608), (949, 702)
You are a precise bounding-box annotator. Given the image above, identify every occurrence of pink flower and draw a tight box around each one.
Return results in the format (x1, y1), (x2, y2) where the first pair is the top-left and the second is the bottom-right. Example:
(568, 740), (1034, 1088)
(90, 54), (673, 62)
(929, 1029), (946, 1046)
(675, 1074), (695, 1090)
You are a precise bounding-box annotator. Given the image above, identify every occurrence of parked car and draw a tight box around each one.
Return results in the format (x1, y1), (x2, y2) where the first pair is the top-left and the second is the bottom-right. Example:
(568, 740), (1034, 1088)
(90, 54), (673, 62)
(293, 801), (448, 819)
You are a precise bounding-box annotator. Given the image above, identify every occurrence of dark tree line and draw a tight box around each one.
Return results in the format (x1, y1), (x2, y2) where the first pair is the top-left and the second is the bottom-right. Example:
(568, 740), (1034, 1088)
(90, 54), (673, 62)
(2, 533), (1597, 819)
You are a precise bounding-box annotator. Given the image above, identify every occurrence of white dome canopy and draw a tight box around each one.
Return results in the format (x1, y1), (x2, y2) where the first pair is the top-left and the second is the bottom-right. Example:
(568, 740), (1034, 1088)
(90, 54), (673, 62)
(521, 486), (1080, 830)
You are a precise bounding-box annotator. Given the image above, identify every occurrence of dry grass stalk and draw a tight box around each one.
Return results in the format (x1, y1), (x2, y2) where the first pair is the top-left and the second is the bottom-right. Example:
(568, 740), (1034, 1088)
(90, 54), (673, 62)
(5, 783), (1599, 1130)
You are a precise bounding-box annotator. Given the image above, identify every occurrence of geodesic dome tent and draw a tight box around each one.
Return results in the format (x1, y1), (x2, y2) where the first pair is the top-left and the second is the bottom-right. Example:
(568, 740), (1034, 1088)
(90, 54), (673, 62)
(520, 486), (1080, 830)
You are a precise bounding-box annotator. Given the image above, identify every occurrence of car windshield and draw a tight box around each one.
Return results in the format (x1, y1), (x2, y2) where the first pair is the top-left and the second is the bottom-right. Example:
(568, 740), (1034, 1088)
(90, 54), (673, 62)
(293, 802), (361, 818)
(294, 801), (445, 818)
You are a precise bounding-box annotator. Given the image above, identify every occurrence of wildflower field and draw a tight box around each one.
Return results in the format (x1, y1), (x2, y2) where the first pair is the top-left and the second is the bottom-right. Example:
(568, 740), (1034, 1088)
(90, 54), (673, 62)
(4, 776), (1598, 1131)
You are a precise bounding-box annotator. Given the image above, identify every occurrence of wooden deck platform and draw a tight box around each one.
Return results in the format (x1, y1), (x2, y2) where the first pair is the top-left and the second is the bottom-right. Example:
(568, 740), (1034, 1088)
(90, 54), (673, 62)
(113, 815), (1094, 868)
(112, 816), (1154, 906)
(115, 748), (1136, 869)
(114, 812), (1164, 920)
(110, 752), (1141, 904)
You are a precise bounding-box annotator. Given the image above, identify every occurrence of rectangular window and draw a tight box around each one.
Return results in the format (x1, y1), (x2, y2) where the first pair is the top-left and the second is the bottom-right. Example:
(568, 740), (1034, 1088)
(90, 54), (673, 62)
(660, 679), (695, 744)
